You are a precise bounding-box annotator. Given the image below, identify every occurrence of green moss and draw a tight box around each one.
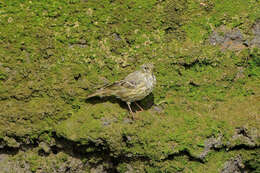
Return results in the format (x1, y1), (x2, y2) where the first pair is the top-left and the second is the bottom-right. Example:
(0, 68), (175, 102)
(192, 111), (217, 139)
(27, 155), (41, 172)
(244, 149), (260, 173)
(3, 136), (20, 148)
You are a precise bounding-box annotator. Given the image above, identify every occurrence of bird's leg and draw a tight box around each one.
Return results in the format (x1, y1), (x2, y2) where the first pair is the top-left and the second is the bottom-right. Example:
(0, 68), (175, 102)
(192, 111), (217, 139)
(134, 102), (144, 111)
(127, 102), (134, 119)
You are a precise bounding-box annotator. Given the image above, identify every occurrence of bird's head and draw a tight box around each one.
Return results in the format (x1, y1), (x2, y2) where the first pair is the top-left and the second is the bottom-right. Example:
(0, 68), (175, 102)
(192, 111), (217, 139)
(140, 63), (154, 73)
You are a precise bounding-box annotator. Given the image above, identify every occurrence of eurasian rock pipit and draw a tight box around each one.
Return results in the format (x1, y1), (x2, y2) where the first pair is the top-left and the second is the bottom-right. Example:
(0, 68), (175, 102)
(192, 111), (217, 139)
(87, 63), (156, 118)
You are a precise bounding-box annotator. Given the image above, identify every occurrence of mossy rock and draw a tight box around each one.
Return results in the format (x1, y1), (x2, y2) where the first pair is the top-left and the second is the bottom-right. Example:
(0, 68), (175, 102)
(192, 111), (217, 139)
(0, 0), (259, 172)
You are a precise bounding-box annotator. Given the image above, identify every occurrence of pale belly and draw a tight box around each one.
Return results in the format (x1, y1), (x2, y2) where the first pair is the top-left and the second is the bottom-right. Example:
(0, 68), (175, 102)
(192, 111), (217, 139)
(118, 73), (156, 103)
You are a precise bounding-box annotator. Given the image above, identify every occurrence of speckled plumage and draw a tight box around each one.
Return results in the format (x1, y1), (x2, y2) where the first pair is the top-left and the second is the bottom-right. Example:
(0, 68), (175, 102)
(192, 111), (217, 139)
(87, 63), (156, 116)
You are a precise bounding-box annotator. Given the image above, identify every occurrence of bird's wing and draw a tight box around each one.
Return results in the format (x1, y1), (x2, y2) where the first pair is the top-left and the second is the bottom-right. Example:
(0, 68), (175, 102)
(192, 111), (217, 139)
(121, 71), (143, 87)
(107, 79), (136, 90)
(118, 70), (146, 88)
(116, 80), (137, 89)
(95, 70), (144, 95)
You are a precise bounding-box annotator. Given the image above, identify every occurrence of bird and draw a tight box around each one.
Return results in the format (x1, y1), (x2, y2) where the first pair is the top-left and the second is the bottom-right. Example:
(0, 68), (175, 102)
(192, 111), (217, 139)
(86, 63), (156, 118)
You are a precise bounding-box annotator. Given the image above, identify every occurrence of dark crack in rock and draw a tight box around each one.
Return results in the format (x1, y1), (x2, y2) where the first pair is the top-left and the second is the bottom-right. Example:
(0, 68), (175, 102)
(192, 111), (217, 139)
(221, 155), (246, 173)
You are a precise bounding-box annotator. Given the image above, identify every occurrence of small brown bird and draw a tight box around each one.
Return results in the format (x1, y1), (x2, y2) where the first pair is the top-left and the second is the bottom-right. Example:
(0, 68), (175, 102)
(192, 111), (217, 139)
(87, 63), (156, 117)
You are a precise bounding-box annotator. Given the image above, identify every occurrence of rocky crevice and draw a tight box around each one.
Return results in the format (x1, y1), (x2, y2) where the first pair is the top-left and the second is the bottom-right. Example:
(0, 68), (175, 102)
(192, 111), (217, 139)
(0, 126), (259, 172)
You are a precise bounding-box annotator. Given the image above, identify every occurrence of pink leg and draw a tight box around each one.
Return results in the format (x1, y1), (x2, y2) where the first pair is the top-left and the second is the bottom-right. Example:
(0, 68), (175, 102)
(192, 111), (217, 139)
(127, 102), (134, 119)
(134, 102), (144, 111)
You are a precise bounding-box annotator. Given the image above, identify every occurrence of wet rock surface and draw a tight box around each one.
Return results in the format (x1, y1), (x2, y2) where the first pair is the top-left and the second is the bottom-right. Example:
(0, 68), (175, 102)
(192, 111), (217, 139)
(0, 154), (30, 173)
(230, 127), (259, 148)
(221, 155), (246, 173)
(199, 136), (223, 160)
(209, 28), (246, 51)
(210, 20), (260, 51)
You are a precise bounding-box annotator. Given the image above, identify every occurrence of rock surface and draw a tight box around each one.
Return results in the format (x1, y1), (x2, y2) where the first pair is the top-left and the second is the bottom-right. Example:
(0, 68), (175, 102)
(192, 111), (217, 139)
(0, 0), (259, 172)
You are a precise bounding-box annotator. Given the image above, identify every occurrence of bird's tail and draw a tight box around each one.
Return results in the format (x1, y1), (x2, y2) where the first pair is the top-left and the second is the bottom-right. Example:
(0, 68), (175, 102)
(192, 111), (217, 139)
(86, 92), (99, 99)
(86, 88), (111, 99)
